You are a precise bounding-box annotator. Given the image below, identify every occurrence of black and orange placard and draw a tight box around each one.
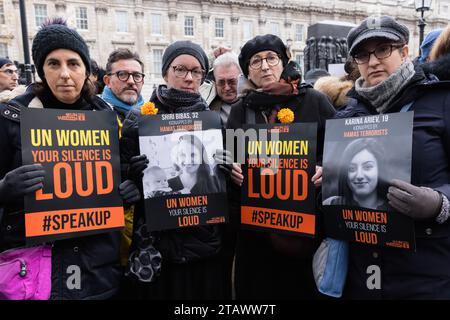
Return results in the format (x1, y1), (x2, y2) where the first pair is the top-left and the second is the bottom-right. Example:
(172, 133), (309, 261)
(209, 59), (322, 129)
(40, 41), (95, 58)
(322, 112), (415, 250)
(21, 108), (124, 245)
(138, 111), (228, 231)
(241, 123), (317, 237)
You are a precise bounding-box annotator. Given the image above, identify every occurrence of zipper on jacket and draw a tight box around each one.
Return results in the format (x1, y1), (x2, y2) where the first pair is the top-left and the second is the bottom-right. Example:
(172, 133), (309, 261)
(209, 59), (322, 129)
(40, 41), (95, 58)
(0, 258), (27, 277)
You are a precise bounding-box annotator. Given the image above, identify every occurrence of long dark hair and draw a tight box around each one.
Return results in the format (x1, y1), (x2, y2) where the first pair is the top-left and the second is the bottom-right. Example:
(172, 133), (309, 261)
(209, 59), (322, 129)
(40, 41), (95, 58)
(337, 138), (388, 205)
(177, 134), (219, 194)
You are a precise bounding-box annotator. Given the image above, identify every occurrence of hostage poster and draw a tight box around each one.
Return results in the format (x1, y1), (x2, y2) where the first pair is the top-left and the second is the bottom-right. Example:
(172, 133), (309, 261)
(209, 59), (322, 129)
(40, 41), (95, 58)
(21, 108), (124, 245)
(322, 112), (415, 250)
(241, 123), (317, 237)
(139, 111), (228, 231)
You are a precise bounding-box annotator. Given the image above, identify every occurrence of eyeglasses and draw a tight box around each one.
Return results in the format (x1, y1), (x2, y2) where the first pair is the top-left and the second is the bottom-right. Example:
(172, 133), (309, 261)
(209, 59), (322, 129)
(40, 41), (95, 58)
(108, 70), (145, 83)
(249, 54), (281, 70)
(353, 44), (405, 65)
(216, 78), (238, 88)
(171, 65), (205, 80)
(0, 69), (18, 76)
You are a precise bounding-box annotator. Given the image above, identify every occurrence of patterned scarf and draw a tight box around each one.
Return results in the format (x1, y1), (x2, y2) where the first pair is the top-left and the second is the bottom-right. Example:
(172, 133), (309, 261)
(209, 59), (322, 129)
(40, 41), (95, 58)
(355, 59), (415, 114)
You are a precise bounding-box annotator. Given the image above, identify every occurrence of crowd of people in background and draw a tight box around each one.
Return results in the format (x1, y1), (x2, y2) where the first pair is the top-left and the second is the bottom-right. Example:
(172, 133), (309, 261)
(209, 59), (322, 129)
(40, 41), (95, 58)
(1, 13), (450, 300)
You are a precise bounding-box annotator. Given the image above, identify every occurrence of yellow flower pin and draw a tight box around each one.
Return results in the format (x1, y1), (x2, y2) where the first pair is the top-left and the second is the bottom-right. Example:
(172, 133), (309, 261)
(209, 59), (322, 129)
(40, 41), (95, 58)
(277, 108), (294, 123)
(141, 101), (158, 115)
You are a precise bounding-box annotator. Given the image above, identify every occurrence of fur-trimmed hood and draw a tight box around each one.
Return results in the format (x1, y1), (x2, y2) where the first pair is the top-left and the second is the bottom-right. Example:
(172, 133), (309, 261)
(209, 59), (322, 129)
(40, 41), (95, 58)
(313, 76), (353, 109)
(421, 53), (450, 81)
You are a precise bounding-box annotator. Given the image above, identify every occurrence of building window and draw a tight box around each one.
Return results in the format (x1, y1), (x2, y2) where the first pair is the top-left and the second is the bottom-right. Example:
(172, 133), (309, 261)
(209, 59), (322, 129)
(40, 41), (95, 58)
(153, 49), (163, 76)
(0, 43), (8, 58)
(0, 2), (5, 25)
(184, 16), (194, 36)
(34, 4), (47, 27)
(116, 11), (128, 32)
(443, 4), (449, 13)
(215, 18), (224, 38)
(76, 7), (88, 30)
(151, 14), (162, 35)
(295, 24), (304, 42)
(270, 22), (280, 37)
(243, 20), (253, 40)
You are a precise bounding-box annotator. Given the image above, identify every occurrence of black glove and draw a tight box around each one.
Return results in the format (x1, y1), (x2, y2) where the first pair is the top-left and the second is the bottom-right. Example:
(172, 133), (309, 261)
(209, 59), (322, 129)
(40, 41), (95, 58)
(119, 180), (141, 204)
(387, 179), (442, 220)
(127, 154), (148, 181)
(214, 149), (233, 174)
(0, 164), (45, 203)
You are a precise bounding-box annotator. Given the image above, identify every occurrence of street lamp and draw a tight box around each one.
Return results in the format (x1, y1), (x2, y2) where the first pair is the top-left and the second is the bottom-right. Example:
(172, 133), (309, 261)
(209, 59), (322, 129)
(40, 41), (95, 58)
(415, 0), (432, 54)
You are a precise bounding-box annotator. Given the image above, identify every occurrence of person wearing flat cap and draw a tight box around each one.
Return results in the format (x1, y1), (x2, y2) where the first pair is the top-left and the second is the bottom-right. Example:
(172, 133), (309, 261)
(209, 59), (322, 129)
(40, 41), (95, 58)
(331, 15), (450, 299)
(226, 34), (335, 299)
(0, 18), (131, 300)
(120, 40), (232, 299)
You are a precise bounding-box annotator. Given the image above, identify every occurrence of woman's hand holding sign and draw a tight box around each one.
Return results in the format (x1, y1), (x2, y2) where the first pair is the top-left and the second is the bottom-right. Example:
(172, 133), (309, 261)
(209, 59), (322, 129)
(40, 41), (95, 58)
(128, 154), (148, 181)
(119, 180), (141, 204)
(387, 179), (442, 220)
(231, 163), (244, 186)
(0, 164), (45, 202)
(311, 165), (323, 187)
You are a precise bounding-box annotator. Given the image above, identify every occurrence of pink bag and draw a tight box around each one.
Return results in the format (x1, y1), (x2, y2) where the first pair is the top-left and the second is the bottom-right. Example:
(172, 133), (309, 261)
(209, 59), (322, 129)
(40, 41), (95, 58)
(0, 245), (52, 300)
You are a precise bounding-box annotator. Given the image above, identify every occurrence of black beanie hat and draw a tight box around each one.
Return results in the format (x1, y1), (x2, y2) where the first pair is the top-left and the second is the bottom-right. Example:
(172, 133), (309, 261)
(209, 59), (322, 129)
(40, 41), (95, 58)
(0, 57), (13, 69)
(161, 41), (209, 83)
(32, 18), (90, 79)
(239, 34), (289, 78)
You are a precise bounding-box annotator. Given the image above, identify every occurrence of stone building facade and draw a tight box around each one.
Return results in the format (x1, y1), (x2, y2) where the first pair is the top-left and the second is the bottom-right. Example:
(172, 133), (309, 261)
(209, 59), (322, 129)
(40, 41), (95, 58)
(1, 0), (449, 97)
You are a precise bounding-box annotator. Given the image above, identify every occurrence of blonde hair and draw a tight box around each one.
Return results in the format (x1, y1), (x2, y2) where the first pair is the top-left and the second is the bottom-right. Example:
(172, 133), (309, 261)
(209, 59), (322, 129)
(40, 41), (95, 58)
(429, 24), (450, 61)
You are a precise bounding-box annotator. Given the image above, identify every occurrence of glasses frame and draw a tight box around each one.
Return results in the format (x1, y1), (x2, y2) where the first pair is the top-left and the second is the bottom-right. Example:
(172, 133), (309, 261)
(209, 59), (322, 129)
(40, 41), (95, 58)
(0, 69), (18, 76)
(249, 54), (281, 70)
(353, 44), (405, 65)
(108, 70), (145, 83)
(171, 65), (205, 80)
(216, 77), (238, 88)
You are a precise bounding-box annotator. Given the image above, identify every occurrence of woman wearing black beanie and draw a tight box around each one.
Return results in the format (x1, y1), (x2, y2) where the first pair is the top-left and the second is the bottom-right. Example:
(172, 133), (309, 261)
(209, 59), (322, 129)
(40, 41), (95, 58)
(120, 40), (231, 299)
(227, 34), (336, 299)
(0, 18), (125, 300)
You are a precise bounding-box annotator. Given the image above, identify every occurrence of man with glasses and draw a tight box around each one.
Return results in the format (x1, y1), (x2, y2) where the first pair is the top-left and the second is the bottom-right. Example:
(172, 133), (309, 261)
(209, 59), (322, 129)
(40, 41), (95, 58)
(207, 52), (242, 127)
(102, 48), (145, 122)
(101, 49), (145, 299)
(0, 58), (18, 93)
(330, 15), (450, 299)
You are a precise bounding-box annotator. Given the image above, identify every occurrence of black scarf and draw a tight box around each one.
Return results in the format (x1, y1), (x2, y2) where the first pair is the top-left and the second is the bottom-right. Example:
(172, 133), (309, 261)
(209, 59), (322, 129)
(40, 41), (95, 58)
(152, 85), (209, 113)
(38, 86), (92, 110)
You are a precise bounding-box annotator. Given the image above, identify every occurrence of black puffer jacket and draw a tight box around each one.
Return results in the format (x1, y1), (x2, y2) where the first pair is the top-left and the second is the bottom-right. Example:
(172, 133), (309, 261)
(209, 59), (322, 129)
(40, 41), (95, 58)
(0, 88), (121, 300)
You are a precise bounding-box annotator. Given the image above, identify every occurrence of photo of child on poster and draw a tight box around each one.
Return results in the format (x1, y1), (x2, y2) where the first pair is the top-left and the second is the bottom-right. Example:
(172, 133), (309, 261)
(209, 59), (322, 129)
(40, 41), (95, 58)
(140, 130), (226, 199)
(322, 112), (415, 249)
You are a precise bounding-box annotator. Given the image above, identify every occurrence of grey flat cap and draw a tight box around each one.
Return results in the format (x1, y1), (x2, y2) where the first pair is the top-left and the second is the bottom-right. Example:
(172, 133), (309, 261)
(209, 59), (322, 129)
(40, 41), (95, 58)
(347, 16), (409, 56)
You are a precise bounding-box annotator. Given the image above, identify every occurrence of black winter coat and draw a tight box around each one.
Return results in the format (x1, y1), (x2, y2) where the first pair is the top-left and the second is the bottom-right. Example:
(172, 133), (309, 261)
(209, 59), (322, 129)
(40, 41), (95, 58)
(119, 92), (230, 299)
(338, 68), (450, 299)
(227, 86), (336, 299)
(0, 88), (121, 300)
